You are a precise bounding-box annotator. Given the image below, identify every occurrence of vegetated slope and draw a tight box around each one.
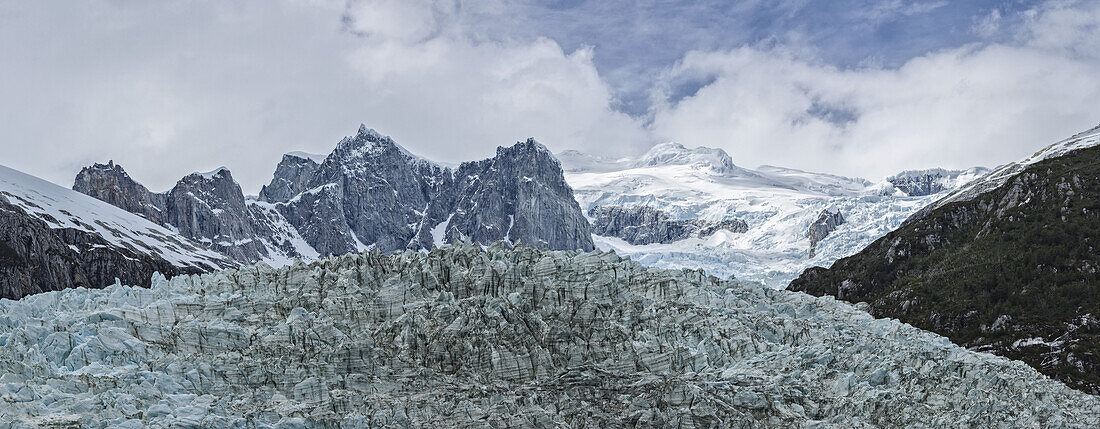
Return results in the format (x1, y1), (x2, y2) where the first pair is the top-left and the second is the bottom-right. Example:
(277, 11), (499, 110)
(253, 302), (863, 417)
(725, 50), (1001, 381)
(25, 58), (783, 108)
(2, 244), (1098, 427)
(0, 164), (232, 299)
(561, 143), (986, 287)
(790, 128), (1100, 394)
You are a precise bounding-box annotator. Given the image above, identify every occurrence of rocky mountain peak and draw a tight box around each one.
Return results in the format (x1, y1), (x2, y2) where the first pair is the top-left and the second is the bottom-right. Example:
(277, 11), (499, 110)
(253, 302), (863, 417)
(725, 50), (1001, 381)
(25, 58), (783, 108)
(73, 161), (167, 225)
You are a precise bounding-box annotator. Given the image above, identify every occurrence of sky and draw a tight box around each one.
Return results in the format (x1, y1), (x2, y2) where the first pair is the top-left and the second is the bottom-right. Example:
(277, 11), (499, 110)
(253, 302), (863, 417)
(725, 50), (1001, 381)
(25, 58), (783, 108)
(1, 0), (1099, 192)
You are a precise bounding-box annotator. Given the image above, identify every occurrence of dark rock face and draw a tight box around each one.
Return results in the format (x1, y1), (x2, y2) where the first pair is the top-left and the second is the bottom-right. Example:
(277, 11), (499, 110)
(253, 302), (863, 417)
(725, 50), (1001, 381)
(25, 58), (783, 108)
(427, 139), (594, 251)
(269, 130), (594, 254)
(589, 205), (748, 245)
(76, 125), (596, 263)
(293, 127), (452, 254)
(74, 164), (289, 263)
(258, 154), (320, 203)
(806, 208), (845, 257)
(73, 161), (168, 224)
(789, 143), (1100, 394)
(165, 169), (273, 262)
(0, 194), (203, 300)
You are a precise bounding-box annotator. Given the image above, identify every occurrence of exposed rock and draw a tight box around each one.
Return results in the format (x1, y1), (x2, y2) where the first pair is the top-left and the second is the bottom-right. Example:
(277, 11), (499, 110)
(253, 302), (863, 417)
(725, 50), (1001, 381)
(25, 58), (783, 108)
(257, 153), (321, 203)
(806, 208), (845, 257)
(884, 167), (990, 197)
(73, 161), (168, 224)
(76, 125), (595, 264)
(1, 244), (1098, 427)
(589, 205), (747, 245)
(166, 168), (275, 262)
(0, 195), (205, 300)
(0, 165), (231, 299)
(789, 129), (1100, 394)
(266, 127), (593, 254)
(277, 125), (452, 255)
(416, 139), (595, 251)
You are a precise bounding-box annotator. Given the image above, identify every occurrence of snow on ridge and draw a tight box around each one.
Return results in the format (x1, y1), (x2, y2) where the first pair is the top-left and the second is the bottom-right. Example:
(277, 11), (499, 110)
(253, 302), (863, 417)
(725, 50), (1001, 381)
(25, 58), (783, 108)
(0, 164), (230, 269)
(190, 166), (231, 180)
(914, 124), (1100, 218)
(284, 151), (327, 164)
(562, 146), (980, 287)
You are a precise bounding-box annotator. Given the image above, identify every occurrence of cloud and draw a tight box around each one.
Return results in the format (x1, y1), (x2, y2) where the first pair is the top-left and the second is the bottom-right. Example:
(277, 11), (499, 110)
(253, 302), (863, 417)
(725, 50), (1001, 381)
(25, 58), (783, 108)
(0, 0), (1097, 193)
(648, 1), (1100, 179)
(0, 0), (643, 192)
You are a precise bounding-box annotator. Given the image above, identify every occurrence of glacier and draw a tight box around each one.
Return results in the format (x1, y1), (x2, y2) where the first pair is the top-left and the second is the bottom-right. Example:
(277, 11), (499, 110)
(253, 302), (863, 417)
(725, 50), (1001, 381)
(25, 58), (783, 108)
(561, 143), (987, 287)
(1, 244), (1097, 427)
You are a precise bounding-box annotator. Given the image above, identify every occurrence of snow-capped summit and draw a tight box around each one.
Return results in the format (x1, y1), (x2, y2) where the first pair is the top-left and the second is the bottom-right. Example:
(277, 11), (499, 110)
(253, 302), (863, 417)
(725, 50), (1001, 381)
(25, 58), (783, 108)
(636, 142), (738, 173)
(284, 151), (326, 163)
(561, 146), (986, 287)
(192, 166), (232, 180)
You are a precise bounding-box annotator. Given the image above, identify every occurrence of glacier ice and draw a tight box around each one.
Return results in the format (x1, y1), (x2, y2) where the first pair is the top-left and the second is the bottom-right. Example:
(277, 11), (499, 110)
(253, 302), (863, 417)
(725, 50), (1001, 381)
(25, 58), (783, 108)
(562, 145), (987, 288)
(1, 244), (1098, 427)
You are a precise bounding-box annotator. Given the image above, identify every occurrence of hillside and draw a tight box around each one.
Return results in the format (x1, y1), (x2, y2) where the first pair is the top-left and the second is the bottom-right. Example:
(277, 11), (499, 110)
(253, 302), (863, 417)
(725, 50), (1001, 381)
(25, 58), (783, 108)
(790, 126), (1100, 393)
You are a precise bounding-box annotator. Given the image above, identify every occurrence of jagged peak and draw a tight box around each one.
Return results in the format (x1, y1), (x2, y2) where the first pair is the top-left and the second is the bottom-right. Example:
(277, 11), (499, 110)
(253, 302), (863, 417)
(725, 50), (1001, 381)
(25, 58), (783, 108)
(332, 124), (435, 165)
(498, 137), (553, 157)
(83, 160), (126, 173)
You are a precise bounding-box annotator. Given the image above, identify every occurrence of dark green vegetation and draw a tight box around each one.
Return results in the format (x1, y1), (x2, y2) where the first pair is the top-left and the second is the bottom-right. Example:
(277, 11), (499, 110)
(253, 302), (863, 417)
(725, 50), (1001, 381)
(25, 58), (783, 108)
(790, 144), (1100, 394)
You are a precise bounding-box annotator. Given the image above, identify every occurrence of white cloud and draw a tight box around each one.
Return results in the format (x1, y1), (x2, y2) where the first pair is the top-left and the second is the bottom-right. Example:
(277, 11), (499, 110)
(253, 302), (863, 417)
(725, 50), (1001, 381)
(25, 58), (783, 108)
(0, 0), (1097, 193)
(0, 0), (644, 192)
(648, 2), (1100, 179)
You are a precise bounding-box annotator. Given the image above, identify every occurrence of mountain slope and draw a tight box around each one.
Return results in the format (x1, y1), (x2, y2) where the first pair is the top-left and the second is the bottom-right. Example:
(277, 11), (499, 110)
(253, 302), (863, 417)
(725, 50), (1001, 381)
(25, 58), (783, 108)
(562, 143), (983, 287)
(75, 125), (593, 265)
(74, 163), (317, 265)
(2, 244), (1098, 426)
(0, 164), (232, 299)
(789, 125), (1100, 393)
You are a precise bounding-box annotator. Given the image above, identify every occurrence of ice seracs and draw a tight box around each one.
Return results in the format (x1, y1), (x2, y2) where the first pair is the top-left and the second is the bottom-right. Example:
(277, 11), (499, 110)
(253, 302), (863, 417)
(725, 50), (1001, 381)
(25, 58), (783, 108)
(0, 244), (1097, 427)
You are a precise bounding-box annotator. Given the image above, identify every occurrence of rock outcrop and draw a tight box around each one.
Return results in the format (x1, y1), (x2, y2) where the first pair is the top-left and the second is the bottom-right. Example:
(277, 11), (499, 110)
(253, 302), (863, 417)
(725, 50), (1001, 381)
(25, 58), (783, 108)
(74, 164), (310, 264)
(2, 244), (1098, 427)
(806, 208), (845, 257)
(75, 125), (595, 264)
(790, 126), (1100, 394)
(1, 164), (231, 299)
(414, 139), (594, 251)
(73, 161), (168, 224)
(257, 127), (593, 254)
(589, 205), (748, 245)
(257, 153), (322, 203)
(884, 167), (990, 197)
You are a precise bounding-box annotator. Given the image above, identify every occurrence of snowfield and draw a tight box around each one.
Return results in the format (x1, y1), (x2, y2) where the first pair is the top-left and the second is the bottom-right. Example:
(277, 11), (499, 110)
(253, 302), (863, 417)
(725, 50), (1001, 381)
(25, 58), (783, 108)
(561, 144), (986, 287)
(1, 244), (1097, 427)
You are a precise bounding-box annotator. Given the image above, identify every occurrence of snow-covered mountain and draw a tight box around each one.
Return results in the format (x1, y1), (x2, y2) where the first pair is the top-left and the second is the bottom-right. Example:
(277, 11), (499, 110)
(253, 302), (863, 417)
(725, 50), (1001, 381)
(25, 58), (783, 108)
(0, 164), (232, 299)
(562, 143), (985, 287)
(75, 125), (593, 266)
(910, 123), (1100, 220)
